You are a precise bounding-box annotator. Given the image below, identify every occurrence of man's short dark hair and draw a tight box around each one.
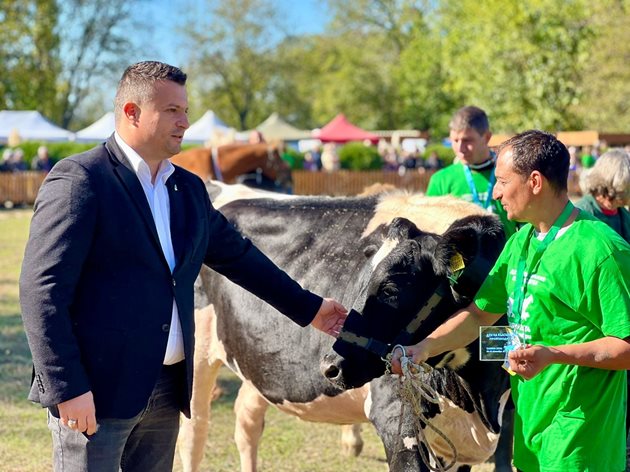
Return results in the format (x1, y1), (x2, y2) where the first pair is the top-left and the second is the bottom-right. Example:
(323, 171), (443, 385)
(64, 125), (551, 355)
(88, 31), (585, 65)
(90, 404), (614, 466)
(498, 130), (569, 194)
(449, 106), (490, 135)
(114, 61), (187, 121)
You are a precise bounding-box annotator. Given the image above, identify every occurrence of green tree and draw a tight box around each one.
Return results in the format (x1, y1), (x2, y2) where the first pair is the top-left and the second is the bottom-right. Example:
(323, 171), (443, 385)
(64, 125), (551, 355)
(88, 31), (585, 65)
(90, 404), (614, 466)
(55, 0), (139, 128)
(0, 0), (140, 129)
(0, 1), (60, 119)
(184, 0), (281, 130)
(577, 1), (630, 131)
(437, 0), (593, 132)
(392, 10), (454, 134)
(320, 0), (429, 130)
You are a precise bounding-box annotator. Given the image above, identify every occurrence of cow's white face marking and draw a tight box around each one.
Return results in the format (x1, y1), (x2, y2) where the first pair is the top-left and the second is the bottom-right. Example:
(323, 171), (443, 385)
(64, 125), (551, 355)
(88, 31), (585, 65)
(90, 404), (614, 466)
(370, 237), (399, 271)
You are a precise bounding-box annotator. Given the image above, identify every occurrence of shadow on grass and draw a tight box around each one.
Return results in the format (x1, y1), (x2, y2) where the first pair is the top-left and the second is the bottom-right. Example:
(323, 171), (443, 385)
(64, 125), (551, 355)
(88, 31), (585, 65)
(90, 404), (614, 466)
(214, 371), (242, 407)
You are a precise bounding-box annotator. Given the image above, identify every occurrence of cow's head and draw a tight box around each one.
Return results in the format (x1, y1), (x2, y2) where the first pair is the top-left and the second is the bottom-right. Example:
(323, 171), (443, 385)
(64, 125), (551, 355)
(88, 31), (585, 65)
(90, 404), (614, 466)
(321, 214), (505, 389)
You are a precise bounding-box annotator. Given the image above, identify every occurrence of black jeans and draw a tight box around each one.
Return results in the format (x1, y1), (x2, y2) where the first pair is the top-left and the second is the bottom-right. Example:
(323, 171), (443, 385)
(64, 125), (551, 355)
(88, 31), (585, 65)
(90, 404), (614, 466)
(48, 362), (184, 472)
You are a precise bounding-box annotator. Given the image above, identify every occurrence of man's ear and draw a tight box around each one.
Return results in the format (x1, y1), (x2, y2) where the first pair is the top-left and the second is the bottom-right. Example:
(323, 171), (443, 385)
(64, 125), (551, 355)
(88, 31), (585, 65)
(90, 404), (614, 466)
(530, 170), (544, 194)
(483, 131), (492, 145)
(122, 102), (140, 124)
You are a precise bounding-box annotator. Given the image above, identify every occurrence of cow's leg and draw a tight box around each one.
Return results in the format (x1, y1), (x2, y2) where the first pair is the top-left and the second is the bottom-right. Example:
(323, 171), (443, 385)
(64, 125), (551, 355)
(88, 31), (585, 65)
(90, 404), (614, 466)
(178, 306), (223, 472)
(368, 377), (426, 471)
(234, 381), (269, 472)
(340, 424), (364, 456)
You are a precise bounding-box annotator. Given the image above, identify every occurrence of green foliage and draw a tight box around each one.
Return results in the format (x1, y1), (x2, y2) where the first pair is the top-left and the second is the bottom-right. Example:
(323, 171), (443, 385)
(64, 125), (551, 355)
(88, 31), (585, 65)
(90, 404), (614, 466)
(0, 1), (60, 119)
(436, 0), (592, 132)
(0, 0), (137, 129)
(338, 142), (382, 170)
(423, 143), (455, 166)
(281, 147), (304, 170)
(186, 0), (280, 130)
(576, 1), (630, 131)
(4, 0), (630, 138)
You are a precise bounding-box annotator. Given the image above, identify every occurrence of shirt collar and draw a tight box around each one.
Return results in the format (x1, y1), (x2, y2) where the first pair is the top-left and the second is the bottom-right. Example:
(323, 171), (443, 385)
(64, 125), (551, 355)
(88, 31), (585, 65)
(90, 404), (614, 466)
(114, 131), (175, 184)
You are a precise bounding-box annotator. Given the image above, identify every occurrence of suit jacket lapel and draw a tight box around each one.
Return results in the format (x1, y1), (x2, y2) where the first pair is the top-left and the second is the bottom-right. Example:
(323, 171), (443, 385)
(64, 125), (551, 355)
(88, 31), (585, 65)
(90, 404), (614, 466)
(167, 171), (186, 267)
(105, 136), (165, 262)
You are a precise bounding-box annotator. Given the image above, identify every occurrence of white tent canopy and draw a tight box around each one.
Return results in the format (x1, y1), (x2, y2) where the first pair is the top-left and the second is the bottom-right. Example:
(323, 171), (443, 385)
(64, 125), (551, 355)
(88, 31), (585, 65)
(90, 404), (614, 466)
(183, 110), (232, 144)
(0, 110), (74, 143)
(255, 113), (311, 141)
(75, 112), (115, 142)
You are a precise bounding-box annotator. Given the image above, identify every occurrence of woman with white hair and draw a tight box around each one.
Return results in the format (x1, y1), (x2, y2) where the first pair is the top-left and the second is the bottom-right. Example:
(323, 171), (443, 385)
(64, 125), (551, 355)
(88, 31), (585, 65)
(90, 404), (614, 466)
(576, 148), (630, 241)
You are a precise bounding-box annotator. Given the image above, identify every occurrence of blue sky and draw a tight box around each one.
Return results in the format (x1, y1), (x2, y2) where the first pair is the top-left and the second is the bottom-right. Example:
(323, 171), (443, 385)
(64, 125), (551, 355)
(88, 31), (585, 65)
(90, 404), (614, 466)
(134, 0), (331, 67)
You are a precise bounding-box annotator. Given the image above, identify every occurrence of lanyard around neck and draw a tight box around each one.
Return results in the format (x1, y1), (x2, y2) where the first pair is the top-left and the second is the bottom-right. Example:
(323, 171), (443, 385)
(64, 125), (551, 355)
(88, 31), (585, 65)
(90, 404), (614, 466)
(511, 201), (575, 325)
(463, 164), (496, 209)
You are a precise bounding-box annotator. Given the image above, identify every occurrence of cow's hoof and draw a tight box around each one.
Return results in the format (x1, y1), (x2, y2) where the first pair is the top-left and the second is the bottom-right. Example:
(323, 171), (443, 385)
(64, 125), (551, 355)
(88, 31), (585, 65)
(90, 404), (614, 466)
(342, 442), (363, 457)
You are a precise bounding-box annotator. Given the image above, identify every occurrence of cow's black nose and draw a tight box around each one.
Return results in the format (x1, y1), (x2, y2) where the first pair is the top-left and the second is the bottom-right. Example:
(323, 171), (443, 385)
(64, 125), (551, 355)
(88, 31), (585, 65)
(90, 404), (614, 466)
(323, 363), (340, 380)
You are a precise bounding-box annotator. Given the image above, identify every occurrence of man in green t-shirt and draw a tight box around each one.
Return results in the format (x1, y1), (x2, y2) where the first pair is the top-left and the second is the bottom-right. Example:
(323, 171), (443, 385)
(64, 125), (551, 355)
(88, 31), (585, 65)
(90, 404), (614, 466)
(426, 106), (517, 236)
(393, 130), (630, 472)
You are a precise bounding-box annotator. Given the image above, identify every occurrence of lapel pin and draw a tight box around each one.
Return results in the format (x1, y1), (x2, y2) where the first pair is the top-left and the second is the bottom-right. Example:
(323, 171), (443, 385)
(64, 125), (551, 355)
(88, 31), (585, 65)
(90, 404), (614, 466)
(174, 184), (178, 191)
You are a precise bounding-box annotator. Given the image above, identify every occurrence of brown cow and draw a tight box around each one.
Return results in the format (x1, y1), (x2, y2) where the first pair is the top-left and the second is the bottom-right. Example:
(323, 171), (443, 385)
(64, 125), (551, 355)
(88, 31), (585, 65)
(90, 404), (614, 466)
(170, 143), (292, 192)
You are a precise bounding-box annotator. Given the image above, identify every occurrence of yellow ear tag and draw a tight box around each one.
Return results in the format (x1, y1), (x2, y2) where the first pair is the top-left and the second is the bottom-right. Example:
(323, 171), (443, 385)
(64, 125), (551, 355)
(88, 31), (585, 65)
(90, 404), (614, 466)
(449, 252), (465, 272)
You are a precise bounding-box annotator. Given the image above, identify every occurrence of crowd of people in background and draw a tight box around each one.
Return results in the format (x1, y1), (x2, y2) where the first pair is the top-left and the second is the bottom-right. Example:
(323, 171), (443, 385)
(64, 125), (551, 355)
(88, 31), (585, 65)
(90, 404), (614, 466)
(0, 145), (52, 173)
(300, 137), (630, 183)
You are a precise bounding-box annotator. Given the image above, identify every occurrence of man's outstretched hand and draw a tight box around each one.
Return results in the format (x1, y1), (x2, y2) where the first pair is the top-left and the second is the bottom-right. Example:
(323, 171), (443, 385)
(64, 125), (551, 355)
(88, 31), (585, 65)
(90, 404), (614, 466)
(311, 298), (348, 337)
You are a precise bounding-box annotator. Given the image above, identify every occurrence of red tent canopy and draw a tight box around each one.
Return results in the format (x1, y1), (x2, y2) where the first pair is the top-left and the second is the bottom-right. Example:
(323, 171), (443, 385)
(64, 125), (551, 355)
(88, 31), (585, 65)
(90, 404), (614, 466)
(314, 114), (379, 143)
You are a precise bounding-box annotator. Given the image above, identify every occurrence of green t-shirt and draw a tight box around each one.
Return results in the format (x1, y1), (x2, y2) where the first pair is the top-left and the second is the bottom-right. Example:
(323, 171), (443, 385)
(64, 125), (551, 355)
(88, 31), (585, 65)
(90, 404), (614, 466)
(475, 211), (630, 471)
(426, 162), (517, 237)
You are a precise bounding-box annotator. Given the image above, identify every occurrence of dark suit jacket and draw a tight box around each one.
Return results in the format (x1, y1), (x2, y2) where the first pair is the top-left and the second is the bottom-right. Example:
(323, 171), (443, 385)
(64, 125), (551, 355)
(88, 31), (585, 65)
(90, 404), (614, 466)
(19, 135), (321, 419)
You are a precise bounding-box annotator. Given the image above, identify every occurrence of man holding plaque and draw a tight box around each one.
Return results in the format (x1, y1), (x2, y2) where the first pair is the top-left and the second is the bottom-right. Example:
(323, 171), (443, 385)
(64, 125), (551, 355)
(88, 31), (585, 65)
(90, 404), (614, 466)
(392, 130), (630, 472)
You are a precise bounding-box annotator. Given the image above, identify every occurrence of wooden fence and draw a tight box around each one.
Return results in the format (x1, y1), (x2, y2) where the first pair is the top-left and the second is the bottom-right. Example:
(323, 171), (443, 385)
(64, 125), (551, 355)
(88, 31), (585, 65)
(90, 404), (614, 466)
(0, 171), (46, 206)
(292, 170), (431, 196)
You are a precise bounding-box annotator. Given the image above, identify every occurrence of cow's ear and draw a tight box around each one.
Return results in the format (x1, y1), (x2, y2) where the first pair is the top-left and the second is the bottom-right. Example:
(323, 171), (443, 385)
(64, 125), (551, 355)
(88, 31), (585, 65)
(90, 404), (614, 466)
(388, 217), (423, 240)
(435, 215), (506, 295)
(437, 214), (505, 264)
(363, 244), (379, 258)
(437, 225), (480, 265)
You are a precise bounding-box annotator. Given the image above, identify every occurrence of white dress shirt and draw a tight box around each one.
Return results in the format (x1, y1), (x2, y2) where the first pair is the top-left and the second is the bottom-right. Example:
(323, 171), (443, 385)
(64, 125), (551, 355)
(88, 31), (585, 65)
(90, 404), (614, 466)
(114, 132), (185, 365)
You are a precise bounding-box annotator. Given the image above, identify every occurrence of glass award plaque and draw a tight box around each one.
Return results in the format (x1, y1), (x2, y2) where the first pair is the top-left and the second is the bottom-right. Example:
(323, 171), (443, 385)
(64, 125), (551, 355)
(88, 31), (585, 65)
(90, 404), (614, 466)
(479, 326), (521, 361)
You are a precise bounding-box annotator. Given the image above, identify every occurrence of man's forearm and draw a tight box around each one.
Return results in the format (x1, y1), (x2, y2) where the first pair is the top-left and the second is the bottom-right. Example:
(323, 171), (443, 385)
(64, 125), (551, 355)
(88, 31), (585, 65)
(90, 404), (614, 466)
(549, 336), (630, 370)
(425, 302), (502, 358)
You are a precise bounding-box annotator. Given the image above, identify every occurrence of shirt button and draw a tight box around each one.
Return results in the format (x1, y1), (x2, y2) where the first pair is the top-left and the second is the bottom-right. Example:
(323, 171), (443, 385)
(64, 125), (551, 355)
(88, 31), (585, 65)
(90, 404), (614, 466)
(172, 278), (176, 287)
(162, 324), (170, 332)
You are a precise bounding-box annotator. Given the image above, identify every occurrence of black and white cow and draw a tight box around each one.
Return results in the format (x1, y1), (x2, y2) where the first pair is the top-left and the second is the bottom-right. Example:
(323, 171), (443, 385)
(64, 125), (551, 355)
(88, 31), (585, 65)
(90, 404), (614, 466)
(178, 182), (510, 472)
(321, 213), (511, 471)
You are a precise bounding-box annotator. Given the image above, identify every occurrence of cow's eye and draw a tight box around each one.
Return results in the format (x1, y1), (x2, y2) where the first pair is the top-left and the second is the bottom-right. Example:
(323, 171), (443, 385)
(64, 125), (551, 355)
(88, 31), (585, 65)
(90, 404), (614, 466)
(380, 285), (399, 304)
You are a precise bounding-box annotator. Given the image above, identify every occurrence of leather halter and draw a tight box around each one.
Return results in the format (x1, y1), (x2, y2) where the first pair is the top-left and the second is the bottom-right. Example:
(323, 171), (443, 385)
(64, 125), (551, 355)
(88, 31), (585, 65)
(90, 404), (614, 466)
(336, 281), (452, 359)
(335, 251), (493, 359)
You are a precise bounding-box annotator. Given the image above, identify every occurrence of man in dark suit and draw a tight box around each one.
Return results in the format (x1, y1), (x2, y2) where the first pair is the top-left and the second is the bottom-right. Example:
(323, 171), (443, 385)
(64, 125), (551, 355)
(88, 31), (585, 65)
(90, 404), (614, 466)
(19, 61), (347, 471)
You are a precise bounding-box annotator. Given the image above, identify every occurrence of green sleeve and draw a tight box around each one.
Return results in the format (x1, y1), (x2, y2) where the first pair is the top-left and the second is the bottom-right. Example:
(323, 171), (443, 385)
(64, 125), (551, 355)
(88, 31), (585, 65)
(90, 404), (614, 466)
(579, 249), (630, 339)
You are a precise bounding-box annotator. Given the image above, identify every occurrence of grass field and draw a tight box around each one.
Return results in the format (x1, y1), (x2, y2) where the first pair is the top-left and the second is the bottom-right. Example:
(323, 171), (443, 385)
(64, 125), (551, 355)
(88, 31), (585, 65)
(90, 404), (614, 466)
(0, 208), (494, 471)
